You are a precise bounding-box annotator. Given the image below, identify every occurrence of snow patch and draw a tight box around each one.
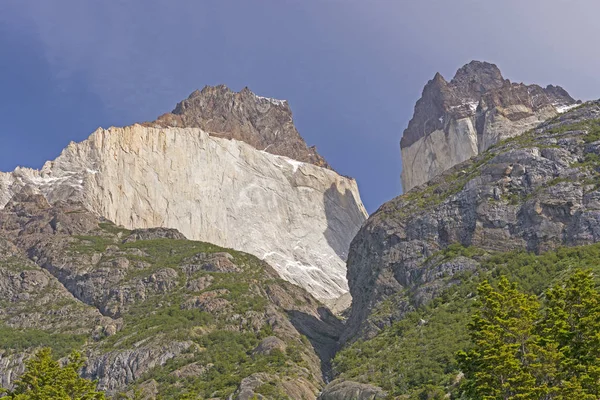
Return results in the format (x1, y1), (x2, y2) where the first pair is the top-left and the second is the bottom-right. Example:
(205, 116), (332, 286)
(555, 103), (579, 114)
(26, 171), (84, 190)
(284, 159), (303, 173)
(28, 175), (67, 185)
(449, 101), (479, 113)
(467, 101), (479, 112)
(254, 94), (287, 107)
(261, 249), (347, 298)
(267, 153), (305, 173)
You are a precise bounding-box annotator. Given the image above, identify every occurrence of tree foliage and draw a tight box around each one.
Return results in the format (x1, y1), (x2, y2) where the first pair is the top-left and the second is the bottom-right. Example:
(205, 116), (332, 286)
(0, 348), (105, 400)
(332, 243), (600, 398)
(458, 270), (600, 399)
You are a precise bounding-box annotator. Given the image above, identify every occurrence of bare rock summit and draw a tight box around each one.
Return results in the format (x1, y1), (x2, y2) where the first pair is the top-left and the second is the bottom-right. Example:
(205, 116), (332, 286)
(400, 60), (578, 191)
(148, 85), (330, 168)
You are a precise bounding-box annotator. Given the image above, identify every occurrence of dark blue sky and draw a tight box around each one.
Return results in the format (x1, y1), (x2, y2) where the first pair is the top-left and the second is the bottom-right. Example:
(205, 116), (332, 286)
(1, 1), (599, 212)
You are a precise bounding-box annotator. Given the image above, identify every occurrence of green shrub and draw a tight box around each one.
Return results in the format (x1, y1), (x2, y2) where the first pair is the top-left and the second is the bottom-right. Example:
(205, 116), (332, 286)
(0, 325), (86, 358)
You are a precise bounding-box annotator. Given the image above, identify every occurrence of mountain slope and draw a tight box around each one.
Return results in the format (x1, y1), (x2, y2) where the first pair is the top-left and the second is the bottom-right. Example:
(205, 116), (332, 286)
(400, 61), (578, 191)
(334, 242), (600, 398)
(0, 89), (367, 301)
(0, 191), (342, 399)
(325, 101), (600, 397)
(350, 100), (600, 341)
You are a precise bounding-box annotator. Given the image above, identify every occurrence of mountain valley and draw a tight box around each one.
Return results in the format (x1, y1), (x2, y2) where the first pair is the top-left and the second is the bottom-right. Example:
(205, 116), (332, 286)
(2, 62), (600, 399)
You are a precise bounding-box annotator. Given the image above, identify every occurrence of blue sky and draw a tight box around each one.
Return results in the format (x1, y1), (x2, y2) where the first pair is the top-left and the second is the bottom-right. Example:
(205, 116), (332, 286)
(1, 1), (599, 212)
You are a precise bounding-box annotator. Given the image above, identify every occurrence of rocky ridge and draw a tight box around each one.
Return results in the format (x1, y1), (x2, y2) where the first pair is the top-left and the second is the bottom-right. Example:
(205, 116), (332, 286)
(0, 91), (367, 301)
(3, 70), (596, 399)
(347, 100), (600, 341)
(400, 61), (578, 191)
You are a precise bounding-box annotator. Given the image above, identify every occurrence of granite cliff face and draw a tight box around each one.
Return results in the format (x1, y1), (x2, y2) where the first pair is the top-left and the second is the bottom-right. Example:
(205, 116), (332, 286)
(346, 101), (600, 342)
(0, 90), (367, 301)
(400, 61), (578, 191)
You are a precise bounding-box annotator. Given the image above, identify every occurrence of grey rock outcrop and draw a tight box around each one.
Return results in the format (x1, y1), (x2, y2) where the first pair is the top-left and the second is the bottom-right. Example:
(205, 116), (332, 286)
(348, 101), (600, 341)
(318, 380), (387, 400)
(122, 228), (186, 243)
(0, 352), (28, 390)
(252, 336), (287, 356)
(231, 372), (320, 400)
(400, 61), (578, 191)
(181, 252), (240, 274)
(0, 114), (367, 300)
(82, 341), (194, 392)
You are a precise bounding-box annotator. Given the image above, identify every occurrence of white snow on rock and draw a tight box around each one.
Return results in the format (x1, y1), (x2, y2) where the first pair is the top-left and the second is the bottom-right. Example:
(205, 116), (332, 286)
(555, 103), (580, 113)
(283, 158), (304, 173)
(467, 101), (479, 112)
(254, 94), (288, 107)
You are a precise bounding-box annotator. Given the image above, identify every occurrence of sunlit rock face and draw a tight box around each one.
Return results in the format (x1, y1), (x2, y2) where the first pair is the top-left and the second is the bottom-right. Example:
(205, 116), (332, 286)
(400, 61), (578, 192)
(0, 89), (367, 300)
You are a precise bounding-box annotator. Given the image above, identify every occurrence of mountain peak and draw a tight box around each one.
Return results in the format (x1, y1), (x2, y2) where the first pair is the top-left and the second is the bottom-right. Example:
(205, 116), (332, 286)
(185, 85), (288, 108)
(450, 60), (505, 93)
(453, 60), (503, 78)
(432, 72), (447, 83)
(400, 61), (577, 191)
(187, 88), (202, 99)
(148, 86), (328, 168)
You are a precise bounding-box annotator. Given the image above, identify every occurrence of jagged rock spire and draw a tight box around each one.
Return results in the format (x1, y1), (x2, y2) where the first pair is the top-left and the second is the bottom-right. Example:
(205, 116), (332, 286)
(400, 61), (578, 191)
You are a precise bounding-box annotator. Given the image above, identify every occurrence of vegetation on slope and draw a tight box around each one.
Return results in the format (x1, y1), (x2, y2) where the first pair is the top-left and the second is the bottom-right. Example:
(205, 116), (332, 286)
(0, 217), (330, 399)
(86, 233), (321, 398)
(0, 327), (87, 359)
(334, 243), (600, 399)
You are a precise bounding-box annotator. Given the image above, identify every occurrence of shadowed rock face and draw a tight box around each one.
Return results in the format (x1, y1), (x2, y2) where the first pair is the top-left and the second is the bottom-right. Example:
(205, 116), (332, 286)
(348, 101), (600, 342)
(400, 61), (578, 191)
(148, 85), (330, 168)
(323, 184), (369, 260)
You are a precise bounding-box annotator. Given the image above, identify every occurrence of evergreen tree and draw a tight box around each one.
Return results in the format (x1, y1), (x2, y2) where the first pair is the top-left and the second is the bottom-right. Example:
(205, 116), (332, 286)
(458, 270), (600, 399)
(457, 277), (540, 399)
(539, 269), (600, 399)
(0, 348), (105, 400)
